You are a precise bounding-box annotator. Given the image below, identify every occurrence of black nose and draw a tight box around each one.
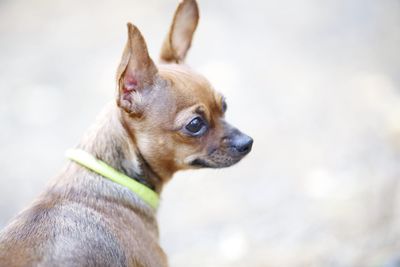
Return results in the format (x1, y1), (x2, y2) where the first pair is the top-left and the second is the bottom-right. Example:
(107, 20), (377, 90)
(232, 134), (253, 155)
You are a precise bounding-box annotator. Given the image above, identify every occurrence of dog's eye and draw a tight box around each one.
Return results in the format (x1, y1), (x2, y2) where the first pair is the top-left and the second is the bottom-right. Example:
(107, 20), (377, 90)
(222, 100), (227, 113)
(185, 117), (207, 136)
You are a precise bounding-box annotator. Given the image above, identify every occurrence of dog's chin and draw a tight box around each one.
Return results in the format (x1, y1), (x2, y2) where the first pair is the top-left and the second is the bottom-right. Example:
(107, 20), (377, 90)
(189, 155), (245, 169)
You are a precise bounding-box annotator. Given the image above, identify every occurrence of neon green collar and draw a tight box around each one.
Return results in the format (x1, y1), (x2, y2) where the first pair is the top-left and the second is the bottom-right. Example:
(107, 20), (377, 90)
(66, 149), (159, 209)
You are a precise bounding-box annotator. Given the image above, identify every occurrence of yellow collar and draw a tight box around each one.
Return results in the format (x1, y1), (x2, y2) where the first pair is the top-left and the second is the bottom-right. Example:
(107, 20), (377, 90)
(66, 149), (159, 210)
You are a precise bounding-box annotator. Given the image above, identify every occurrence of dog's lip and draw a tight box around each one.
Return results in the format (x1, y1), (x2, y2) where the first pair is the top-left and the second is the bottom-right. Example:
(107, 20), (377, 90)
(188, 152), (247, 168)
(190, 158), (210, 167)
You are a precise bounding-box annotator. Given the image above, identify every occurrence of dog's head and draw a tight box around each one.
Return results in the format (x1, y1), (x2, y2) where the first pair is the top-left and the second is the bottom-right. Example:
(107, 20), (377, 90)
(116, 0), (252, 178)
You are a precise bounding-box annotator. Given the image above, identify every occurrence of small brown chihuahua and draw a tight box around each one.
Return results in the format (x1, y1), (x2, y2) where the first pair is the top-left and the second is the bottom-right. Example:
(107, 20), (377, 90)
(0, 0), (252, 266)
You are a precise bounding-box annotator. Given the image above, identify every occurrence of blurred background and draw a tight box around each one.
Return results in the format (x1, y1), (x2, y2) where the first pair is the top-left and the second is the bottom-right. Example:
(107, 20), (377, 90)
(1, 0), (400, 266)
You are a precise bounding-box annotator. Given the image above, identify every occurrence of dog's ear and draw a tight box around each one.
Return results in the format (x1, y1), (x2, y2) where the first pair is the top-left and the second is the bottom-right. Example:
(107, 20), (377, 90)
(160, 0), (199, 64)
(116, 23), (158, 115)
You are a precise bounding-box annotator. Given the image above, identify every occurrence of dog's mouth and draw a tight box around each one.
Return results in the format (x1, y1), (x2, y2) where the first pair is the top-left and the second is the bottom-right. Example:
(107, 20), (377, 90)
(190, 158), (213, 168)
(189, 145), (252, 168)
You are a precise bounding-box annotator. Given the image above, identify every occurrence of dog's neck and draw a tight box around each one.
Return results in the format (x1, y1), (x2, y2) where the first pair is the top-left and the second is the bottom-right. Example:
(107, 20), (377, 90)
(77, 103), (165, 194)
(43, 104), (163, 236)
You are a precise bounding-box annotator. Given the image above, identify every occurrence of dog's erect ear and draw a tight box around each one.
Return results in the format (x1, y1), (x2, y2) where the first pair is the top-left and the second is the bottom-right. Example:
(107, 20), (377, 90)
(160, 0), (199, 64)
(116, 23), (158, 115)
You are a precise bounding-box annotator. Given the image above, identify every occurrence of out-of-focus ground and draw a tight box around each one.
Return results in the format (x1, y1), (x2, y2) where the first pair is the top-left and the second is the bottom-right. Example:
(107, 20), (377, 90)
(1, 0), (400, 266)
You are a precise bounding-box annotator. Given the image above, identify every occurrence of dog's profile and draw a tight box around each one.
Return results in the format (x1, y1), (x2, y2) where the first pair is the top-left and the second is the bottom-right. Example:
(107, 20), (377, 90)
(0, 0), (253, 266)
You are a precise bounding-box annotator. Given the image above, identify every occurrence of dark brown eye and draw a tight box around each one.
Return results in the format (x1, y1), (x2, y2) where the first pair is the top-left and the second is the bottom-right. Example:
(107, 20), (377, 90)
(222, 100), (227, 113)
(185, 117), (206, 136)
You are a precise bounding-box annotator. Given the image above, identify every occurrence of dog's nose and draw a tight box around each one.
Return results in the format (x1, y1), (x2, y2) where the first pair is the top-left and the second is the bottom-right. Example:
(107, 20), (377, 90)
(232, 134), (253, 155)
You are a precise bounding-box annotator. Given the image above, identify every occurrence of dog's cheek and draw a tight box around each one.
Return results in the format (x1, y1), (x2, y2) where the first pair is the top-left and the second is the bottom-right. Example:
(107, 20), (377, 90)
(136, 133), (181, 176)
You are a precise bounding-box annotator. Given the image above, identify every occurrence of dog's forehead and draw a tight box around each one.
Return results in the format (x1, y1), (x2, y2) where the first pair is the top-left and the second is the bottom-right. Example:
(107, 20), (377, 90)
(158, 64), (223, 110)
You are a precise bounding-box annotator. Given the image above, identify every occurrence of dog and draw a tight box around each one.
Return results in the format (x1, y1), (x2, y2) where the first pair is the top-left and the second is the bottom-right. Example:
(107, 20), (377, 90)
(0, 0), (253, 266)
